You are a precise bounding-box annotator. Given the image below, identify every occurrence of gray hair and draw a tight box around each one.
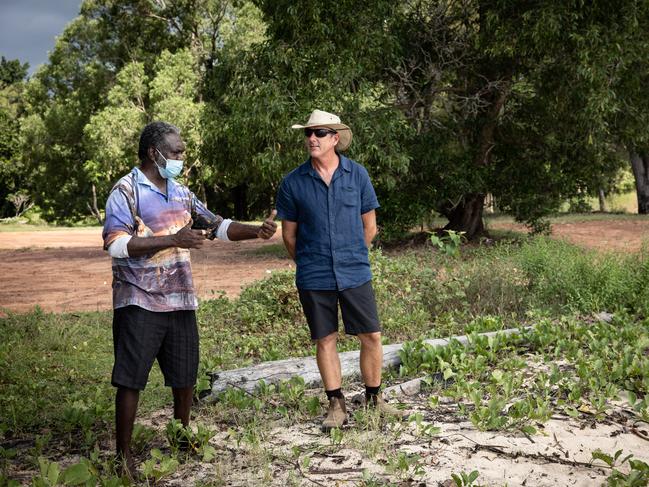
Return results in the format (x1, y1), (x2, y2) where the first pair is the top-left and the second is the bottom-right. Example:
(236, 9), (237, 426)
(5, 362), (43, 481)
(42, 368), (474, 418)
(138, 121), (180, 161)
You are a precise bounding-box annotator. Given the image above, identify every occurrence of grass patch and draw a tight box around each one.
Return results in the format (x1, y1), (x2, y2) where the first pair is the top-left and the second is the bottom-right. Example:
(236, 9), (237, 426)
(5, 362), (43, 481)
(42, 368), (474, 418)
(0, 308), (168, 436)
(240, 242), (290, 258)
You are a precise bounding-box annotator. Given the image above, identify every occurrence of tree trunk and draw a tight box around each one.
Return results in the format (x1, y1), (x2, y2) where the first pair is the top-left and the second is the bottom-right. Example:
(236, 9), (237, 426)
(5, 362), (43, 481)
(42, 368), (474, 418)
(629, 150), (649, 214)
(484, 193), (495, 214)
(232, 183), (248, 220)
(86, 184), (103, 225)
(441, 82), (509, 240)
(443, 193), (485, 240)
(598, 188), (607, 213)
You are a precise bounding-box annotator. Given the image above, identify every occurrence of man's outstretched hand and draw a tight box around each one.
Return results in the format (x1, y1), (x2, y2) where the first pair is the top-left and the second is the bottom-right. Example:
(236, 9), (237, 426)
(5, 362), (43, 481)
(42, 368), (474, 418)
(258, 210), (278, 239)
(173, 219), (206, 249)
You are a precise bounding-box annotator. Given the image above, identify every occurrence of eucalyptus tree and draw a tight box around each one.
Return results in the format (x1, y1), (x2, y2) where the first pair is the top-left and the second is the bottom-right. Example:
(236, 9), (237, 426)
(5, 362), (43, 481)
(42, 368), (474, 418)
(604, 2), (649, 213)
(388, 0), (635, 237)
(19, 0), (249, 222)
(0, 57), (29, 218)
(206, 0), (638, 237)
(202, 0), (411, 220)
(20, 1), (179, 222)
(83, 49), (204, 219)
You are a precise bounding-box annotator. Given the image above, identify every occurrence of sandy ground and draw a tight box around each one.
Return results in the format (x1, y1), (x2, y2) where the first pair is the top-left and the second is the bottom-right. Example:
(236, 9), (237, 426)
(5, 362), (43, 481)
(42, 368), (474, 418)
(9, 387), (648, 486)
(144, 382), (649, 486)
(2, 218), (649, 314)
(0, 228), (292, 314)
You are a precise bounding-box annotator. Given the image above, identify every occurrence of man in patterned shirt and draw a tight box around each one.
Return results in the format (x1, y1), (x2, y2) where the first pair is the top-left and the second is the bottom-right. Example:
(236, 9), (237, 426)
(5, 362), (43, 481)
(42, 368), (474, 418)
(102, 121), (277, 476)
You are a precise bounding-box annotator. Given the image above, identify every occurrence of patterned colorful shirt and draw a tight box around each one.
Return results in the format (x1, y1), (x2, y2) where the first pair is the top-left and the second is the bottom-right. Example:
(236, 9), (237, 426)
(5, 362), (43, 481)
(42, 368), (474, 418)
(102, 167), (223, 312)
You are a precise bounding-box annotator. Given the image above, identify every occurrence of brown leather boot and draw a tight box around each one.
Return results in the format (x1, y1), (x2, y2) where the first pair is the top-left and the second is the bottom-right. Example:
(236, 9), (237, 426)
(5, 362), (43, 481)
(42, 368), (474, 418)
(321, 396), (348, 432)
(367, 394), (409, 419)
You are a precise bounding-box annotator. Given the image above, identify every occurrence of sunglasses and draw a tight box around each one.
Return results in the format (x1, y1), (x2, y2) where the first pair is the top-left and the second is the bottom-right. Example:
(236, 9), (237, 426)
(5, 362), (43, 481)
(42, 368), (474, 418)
(304, 128), (337, 138)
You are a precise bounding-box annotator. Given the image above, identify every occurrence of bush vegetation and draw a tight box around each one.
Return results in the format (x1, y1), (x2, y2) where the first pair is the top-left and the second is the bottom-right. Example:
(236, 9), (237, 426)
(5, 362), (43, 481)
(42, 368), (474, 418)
(2, 237), (649, 484)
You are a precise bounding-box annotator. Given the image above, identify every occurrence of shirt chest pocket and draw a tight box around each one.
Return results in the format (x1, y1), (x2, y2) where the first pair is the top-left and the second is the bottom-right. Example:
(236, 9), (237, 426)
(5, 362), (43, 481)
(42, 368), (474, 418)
(342, 187), (359, 207)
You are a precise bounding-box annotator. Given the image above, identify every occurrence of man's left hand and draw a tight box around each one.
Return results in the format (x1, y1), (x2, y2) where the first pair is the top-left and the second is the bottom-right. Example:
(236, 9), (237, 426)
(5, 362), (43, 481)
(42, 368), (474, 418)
(258, 209), (278, 239)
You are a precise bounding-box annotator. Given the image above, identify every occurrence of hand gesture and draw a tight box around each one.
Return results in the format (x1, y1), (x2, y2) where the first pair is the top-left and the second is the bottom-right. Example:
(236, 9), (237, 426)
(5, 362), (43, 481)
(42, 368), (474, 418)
(258, 209), (278, 240)
(173, 219), (207, 249)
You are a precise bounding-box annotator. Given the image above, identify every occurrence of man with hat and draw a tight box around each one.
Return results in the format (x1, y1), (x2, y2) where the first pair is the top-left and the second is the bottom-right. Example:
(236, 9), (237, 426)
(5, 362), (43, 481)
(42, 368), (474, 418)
(275, 109), (403, 431)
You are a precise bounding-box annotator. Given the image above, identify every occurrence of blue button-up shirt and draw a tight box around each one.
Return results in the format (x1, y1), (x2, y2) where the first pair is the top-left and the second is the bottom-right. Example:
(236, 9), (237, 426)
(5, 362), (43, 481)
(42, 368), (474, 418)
(275, 154), (380, 290)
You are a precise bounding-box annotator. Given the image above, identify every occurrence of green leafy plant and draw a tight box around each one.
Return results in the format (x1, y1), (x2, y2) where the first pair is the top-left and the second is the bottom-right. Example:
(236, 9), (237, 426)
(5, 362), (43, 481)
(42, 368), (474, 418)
(358, 469), (385, 486)
(0, 446), (17, 474)
(593, 450), (649, 487)
(32, 457), (60, 487)
(278, 377), (306, 409)
(31, 457), (101, 487)
(141, 449), (179, 483)
(429, 230), (465, 258)
(165, 419), (216, 461)
(329, 427), (344, 446)
(607, 458), (649, 486)
(592, 449), (633, 468)
(130, 424), (157, 456)
(408, 412), (441, 438)
(386, 451), (424, 480)
(451, 470), (481, 487)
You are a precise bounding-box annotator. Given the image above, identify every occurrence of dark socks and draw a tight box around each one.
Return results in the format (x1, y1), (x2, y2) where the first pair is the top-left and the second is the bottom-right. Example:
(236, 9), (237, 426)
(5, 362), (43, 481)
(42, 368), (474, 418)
(325, 388), (344, 400)
(365, 384), (381, 401)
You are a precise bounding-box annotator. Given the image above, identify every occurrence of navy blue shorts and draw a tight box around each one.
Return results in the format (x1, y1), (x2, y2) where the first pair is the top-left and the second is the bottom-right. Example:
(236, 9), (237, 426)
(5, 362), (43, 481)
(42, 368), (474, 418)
(111, 305), (198, 390)
(298, 281), (381, 340)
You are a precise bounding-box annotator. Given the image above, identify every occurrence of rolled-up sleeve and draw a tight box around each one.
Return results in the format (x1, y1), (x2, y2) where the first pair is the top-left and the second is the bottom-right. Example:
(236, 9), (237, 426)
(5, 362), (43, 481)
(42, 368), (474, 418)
(276, 180), (298, 221)
(102, 189), (134, 250)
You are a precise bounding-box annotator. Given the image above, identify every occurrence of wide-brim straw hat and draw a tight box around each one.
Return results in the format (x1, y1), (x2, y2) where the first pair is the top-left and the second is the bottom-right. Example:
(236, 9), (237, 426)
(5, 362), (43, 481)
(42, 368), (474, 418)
(291, 109), (352, 151)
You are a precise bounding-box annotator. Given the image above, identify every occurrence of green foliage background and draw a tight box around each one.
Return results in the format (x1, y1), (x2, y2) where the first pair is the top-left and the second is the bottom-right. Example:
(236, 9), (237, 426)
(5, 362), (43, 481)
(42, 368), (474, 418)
(1, 0), (649, 234)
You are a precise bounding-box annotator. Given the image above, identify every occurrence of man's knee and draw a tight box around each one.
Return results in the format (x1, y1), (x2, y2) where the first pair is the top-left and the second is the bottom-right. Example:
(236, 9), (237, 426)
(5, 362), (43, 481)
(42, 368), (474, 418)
(116, 386), (140, 400)
(358, 331), (382, 347)
(316, 332), (338, 351)
(172, 386), (194, 400)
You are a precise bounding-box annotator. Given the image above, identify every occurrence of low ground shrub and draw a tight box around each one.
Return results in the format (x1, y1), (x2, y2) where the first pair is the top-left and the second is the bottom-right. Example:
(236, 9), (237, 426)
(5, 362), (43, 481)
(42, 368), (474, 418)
(3, 236), (648, 435)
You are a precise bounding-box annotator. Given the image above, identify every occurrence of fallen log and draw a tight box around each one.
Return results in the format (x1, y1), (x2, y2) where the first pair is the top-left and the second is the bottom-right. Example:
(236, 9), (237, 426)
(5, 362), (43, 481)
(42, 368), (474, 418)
(206, 327), (530, 401)
(383, 376), (426, 398)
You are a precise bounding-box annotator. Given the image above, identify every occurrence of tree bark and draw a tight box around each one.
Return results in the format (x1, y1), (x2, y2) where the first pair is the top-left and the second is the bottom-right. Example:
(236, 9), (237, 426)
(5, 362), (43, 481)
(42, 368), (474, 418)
(598, 188), (607, 213)
(443, 193), (485, 240)
(629, 150), (649, 214)
(86, 184), (103, 225)
(441, 82), (510, 240)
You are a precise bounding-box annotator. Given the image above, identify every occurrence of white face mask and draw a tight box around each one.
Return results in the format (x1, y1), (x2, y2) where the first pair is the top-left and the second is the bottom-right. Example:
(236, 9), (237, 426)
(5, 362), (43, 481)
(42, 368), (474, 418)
(155, 148), (184, 179)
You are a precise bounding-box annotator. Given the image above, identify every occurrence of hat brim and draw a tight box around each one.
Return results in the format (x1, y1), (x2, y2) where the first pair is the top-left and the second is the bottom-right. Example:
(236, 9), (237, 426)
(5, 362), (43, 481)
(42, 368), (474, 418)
(291, 123), (352, 151)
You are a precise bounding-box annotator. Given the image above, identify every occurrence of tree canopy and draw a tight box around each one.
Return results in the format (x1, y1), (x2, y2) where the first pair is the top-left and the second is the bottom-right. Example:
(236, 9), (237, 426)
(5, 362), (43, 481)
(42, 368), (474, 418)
(2, 0), (648, 235)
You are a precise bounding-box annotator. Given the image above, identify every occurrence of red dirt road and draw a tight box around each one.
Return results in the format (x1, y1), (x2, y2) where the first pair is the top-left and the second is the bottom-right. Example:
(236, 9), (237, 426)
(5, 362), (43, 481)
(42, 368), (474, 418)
(0, 228), (292, 314)
(2, 218), (649, 315)
(489, 219), (649, 252)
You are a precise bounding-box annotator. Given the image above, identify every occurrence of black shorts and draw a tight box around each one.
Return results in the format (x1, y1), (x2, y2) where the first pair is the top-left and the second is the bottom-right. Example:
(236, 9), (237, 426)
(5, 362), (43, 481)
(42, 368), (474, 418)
(112, 305), (199, 390)
(298, 280), (381, 340)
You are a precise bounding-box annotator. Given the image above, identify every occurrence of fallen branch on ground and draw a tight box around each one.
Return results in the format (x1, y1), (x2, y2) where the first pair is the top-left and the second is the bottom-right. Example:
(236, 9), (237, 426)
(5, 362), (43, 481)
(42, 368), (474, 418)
(206, 327), (531, 400)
